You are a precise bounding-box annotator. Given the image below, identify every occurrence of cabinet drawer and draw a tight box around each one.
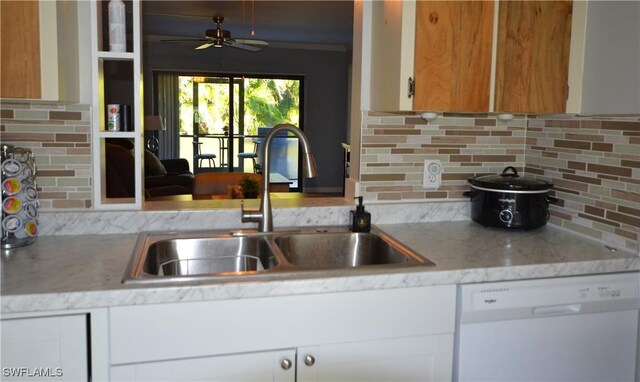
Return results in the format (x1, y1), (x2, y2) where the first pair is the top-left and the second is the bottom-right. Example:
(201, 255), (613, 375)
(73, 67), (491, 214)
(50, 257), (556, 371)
(110, 285), (456, 365)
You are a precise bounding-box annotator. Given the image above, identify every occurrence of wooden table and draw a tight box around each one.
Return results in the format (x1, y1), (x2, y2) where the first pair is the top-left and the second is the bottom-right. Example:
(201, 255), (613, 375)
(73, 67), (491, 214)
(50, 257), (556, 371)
(268, 172), (293, 192)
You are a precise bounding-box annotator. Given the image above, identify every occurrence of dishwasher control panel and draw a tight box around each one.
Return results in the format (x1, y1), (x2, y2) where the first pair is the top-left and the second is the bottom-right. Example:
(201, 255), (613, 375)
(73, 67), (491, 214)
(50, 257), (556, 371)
(459, 273), (640, 323)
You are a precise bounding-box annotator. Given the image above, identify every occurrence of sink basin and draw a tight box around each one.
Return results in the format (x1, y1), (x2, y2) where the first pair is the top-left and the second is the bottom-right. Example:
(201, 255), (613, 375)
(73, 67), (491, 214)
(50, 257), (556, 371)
(123, 227), (434, 284)
(275, 232), (430, 269)
(124, 234), (279, 283)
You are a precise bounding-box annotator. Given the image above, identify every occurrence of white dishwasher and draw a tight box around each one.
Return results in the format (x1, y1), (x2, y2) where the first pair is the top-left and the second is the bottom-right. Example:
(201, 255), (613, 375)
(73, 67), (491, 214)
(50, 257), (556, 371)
(454, 272), (640, 382)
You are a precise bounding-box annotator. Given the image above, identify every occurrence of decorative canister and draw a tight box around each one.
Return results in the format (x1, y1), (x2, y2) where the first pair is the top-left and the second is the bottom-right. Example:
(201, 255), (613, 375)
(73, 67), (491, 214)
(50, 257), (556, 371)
(1, 144), (40, 249)
(108, 0), (126, 52)
(107, 104), (121, 131)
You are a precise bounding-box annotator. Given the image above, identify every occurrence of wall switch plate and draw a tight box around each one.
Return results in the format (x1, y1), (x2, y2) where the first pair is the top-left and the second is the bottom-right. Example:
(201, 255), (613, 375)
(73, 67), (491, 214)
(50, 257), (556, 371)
(423, 160), (442, 189)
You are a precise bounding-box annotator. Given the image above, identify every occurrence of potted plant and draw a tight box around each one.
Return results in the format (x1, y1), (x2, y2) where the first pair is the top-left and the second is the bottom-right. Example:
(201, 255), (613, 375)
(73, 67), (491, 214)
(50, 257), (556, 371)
(238, 174), (260, 199)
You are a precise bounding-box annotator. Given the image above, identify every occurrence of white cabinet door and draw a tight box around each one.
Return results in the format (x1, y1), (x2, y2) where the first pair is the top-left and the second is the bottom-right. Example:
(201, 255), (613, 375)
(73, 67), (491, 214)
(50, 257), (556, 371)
(109, 285), (457, 381)
(297, 334), (454, 382)
(111, 349), (296, 382)
(1, 315), (88, 382)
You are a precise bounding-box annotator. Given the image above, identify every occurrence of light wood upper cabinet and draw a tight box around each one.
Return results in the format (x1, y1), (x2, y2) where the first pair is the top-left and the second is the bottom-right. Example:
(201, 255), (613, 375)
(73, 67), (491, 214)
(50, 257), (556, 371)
(0, 1), (83, 102)
(494, 1), (573, 113)
(413, 1), (494, 112)
(0, 1), (42, 99)
(369, 0), (578, 114)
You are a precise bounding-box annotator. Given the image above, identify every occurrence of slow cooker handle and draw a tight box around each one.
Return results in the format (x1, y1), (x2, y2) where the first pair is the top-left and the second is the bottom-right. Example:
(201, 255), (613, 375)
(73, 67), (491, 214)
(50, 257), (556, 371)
(462, 191), (474, 198)
(501, 166), (519, 177)
(547, 196), (560, 204)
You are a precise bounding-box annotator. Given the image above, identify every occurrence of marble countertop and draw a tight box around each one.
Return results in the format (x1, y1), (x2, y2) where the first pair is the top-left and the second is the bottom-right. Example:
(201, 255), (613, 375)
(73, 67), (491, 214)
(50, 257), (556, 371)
(2, 221), (639, 314)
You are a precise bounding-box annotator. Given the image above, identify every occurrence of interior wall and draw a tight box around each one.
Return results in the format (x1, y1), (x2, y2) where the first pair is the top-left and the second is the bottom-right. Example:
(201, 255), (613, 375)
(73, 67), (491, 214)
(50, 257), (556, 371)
(143, 42), (350, 193)
(526, 116), (640, 252)
(0, 101), (92, 210)
(360, 113), (527, 201)
(357, 112), (639, 252)
(580, 1), (640, 114)
(3, 98), (636, 253)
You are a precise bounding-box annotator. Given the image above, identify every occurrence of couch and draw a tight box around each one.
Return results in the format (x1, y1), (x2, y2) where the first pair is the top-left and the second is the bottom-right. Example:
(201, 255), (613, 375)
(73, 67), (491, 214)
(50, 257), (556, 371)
(105, 139), (194, 198)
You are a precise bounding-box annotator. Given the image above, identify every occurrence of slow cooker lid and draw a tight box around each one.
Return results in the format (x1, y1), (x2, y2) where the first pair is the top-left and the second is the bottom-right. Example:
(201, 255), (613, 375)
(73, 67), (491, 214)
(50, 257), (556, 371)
(468, 166), (552, 191)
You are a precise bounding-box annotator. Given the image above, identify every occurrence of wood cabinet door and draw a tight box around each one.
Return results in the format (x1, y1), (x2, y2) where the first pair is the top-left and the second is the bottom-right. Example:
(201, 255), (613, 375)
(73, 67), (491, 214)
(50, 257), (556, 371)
(494, 0), (573, 113)
(413, 1), (495, 112)
(0, 1), (41, 99)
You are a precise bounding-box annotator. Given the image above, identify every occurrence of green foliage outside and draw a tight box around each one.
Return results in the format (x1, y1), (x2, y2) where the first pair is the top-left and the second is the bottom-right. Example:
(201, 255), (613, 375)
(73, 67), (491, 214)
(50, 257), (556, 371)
(178, 76), (300, 136)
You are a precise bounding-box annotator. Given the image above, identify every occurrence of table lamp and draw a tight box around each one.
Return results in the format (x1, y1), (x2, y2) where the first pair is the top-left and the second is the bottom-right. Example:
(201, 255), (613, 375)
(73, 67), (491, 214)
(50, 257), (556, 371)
(144, 116), (165, 151)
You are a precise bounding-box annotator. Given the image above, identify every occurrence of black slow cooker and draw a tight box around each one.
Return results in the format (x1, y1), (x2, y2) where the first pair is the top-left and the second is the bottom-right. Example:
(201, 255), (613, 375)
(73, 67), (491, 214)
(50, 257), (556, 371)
(464, 166), (558, 230)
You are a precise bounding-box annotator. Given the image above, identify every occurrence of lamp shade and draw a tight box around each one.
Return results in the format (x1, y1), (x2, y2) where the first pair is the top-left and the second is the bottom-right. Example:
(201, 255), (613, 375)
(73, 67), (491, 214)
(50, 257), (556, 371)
(144, 116), (165, 131)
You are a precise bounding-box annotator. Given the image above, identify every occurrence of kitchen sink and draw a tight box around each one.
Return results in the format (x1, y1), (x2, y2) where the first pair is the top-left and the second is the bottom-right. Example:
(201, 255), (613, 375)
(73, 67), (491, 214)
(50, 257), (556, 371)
(124, 233), (280, 283)
(123, 227), (434, 284)
(274, 232), (427, 269)
(144, 236), (278, 275)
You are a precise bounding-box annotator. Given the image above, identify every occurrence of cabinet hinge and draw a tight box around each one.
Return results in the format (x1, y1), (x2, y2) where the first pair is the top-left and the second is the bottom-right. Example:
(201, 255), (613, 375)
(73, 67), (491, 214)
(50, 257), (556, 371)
(408, 77), (415, 99)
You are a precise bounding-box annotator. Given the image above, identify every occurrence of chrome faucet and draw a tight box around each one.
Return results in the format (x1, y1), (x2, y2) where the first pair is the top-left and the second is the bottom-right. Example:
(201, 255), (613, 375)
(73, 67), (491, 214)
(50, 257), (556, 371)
(241, 124), (318, 232)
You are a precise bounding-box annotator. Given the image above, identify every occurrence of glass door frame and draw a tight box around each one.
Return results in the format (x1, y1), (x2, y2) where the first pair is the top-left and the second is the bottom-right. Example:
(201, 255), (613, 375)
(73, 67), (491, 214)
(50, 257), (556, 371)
(156, 71), (306, 191)
(191, 77), (245, 172)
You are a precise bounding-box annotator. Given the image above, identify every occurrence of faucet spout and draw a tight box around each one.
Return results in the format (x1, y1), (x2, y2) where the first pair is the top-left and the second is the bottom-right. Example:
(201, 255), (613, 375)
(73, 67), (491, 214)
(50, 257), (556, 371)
(241, 124), (317, 232)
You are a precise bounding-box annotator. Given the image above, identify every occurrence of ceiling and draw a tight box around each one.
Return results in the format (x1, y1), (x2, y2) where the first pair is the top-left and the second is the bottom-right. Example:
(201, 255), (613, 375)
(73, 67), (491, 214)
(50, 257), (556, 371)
(142, 0), (354, 48)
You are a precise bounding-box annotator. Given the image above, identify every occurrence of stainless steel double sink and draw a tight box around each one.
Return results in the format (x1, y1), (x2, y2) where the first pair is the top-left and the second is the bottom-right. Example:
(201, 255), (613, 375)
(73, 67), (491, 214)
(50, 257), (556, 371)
(123, 227), (434, 284)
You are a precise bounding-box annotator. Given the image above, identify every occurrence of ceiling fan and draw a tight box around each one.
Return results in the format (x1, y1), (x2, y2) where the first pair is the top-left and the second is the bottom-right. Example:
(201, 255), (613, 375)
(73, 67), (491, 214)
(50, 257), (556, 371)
(162, 16), (269, 52)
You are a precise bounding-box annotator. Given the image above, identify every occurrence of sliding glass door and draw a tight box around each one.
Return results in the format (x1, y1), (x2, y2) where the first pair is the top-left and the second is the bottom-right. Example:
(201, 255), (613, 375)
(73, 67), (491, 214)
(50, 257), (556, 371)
(174, 74), (304, 190)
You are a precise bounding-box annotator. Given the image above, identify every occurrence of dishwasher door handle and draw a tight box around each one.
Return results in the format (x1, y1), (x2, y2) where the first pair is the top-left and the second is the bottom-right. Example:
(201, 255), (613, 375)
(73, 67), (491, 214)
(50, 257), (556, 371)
(532, 304), (582, 316)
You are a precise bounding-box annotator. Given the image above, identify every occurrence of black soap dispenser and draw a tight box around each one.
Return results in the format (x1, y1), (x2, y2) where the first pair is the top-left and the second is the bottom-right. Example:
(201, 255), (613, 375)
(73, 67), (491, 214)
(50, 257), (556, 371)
(350, 196), (371, 233)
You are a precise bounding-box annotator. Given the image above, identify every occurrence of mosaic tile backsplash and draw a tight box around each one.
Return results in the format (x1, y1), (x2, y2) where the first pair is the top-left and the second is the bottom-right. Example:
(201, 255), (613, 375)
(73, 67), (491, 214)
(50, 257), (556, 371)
(526, 117), (639, 251)
(1, 102), (92, 210)
(1, 100), (638, 251)
(361, 113), (527, 200)
(361, 112), (639, 251)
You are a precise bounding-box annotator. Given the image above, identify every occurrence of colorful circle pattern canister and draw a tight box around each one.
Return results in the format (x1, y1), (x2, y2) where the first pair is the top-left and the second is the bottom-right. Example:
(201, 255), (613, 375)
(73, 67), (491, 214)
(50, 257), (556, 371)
(1, 144), (39, 249)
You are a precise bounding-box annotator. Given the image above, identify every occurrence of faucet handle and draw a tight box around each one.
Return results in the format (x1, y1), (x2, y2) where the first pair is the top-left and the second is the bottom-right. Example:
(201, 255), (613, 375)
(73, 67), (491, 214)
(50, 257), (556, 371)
(241, 199), (262, 223)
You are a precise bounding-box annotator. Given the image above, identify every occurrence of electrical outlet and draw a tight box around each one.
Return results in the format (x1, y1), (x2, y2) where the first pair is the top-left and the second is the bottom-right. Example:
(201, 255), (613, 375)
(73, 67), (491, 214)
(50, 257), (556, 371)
(423, 160), (442, 189)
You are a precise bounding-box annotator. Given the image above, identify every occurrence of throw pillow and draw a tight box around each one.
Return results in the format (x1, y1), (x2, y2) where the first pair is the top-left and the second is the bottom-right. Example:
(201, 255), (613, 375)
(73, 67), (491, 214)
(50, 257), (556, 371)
(144, 150), (167, 176)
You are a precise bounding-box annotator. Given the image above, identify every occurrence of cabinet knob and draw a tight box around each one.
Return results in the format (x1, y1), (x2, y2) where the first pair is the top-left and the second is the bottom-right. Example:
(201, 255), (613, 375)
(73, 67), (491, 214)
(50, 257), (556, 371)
(304, 354), (315, 366)
(281, 358), (292, 370)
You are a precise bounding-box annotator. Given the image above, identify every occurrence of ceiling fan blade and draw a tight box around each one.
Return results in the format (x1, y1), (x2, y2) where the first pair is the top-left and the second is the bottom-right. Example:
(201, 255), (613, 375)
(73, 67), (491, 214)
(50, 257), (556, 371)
(226, 40), (262, 52)
(234, 39), (269, 46)
(195, 42), (215, 50)
(161, 38), (209, 43)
